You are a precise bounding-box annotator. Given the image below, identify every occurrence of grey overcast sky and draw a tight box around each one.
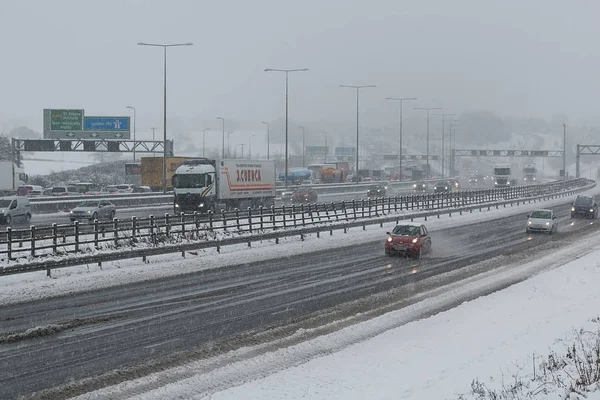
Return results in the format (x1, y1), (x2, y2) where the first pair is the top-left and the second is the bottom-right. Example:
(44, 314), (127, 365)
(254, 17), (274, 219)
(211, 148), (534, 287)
(1, 0), (599, 132)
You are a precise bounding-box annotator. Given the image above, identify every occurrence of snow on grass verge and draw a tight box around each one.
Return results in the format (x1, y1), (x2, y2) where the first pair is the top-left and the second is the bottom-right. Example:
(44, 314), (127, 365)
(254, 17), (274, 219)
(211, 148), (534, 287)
(458, 323), (600, 399)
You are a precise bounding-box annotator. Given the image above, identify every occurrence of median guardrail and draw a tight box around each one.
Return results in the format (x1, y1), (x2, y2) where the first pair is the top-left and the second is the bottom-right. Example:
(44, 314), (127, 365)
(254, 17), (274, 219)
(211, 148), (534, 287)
(27, 178), (457, 213)
(0, 178), (593, 277)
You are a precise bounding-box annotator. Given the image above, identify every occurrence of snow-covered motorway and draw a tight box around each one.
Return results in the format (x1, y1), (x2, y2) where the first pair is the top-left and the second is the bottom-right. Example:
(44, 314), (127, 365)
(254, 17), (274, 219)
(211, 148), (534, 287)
(0, 195), (598, 399)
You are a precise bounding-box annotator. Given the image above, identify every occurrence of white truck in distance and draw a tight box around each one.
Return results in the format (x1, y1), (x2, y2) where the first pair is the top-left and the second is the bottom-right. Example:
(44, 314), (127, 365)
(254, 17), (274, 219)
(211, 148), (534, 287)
(493, 163), (513, 187)
(0, 161), (28, 196)
(172, 158), (276, 214)
(522, 163), (537, 183)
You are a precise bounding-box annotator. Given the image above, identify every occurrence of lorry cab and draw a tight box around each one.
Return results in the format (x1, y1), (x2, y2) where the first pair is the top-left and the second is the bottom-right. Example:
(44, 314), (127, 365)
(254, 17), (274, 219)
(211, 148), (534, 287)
(493, 163), (512, 187)
(172, 159), (217, 214)
(0, 196), (32, 225)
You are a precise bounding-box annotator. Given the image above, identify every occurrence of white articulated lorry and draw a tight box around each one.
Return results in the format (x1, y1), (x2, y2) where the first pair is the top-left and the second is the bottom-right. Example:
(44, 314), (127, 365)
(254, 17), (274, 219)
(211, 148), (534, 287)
(522, 163), (537, 183)
(0, 161), (28, 196)
(172, 158), (276, 214)
(493, 163), (514, 187)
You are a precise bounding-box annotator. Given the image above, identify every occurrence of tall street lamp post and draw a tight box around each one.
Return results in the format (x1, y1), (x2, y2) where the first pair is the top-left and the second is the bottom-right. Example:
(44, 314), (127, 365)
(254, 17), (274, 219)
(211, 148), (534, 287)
(264, 68), (309, 188)
(300, 126), (305, 167)
(150, 127), (157, 157)
(216, 117), (225, 159)
(385, 97), (417, 180)
(126, 106), (136, 162)
(249, 134), (255, 159)
(261, 121), (270, 160)
(137, 41), (193, 193)
(415, 107), (442, 179)
(432, 113), (455, 178)
(449, 121), (459, 176)
(202, 128), (209, 158)
(340, 84), (376, 182)
(227, 132), (234, 158)
(563, 123), (567, 179)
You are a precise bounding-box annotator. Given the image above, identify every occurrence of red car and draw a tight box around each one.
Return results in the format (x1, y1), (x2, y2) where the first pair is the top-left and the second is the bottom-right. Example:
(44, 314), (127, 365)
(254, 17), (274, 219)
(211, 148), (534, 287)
(385, 223), (432, 259)
(292, 187), (318, 203)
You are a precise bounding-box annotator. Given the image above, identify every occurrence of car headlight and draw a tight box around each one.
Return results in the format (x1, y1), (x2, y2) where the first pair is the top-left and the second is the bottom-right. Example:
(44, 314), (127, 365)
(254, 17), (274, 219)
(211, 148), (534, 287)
(545, 222), (550, 226)
(387, 236), (392, 242)
(528, 221), (532, 225)
(591, 209), (594, 212)
(412, 238), (418, 244)
(198, 203), (205, 208)
(444, 187), (448, 190)
(533, 177), (536, 181)
(70, 210), (73, 214)
(495, 181), (498, 185)
(571, 207), (575, 212)
(87, 210), (91, 214)
(384, 186), (388, 190)
(175, 203), (180, 208)
(413, 184), (416, 188)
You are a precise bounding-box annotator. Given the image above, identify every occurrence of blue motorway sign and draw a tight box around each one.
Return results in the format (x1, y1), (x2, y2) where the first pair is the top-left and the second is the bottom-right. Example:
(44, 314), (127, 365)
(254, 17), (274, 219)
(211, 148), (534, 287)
(84, 116), (130, 132)
(335, 147), (355, 156)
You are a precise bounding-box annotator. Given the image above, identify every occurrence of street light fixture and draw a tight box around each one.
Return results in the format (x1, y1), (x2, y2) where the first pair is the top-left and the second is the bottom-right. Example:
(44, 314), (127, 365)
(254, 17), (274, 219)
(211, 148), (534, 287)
(414, 107), (442, 179)
(227, 132), (234, 158)
(216, 117), (225, 158)
(261, 121), (270, 160)
(249, 134), (255, 159)
(126, 106), (136, 162)
(300, 126), (305, 167)
(265, 68), (309, 188)
(449, 121), (460, 176)
(432, 113), (455, 178)
(202, 128), (209, 158)
(150, 127), (157, 157)
(385, 97), (417, 180)
(563, 123), (567, 179)
(137, 41), (193, 193)
(340, 85), (376, 182)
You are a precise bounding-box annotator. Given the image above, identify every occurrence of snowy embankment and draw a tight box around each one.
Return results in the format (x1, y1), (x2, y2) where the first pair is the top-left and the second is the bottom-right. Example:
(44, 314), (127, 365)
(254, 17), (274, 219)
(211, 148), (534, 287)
(0, 184), (598, 306)
(74, 223), (600, 400)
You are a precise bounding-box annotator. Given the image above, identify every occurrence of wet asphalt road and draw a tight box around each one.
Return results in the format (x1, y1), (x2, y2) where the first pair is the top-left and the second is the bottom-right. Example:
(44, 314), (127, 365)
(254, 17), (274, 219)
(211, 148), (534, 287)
(1, 193), (591, 399)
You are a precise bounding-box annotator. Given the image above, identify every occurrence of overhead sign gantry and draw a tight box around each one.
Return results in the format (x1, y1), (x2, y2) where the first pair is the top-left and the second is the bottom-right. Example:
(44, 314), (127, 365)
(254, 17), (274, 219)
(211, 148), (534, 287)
(575, 145), (600, 177)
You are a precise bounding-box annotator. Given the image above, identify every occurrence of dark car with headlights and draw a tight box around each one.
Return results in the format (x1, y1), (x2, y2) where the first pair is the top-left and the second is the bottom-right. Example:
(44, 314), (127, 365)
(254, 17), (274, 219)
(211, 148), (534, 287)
(433, 180), (452, 193)
(367, 184), (387, 198)
(413, 181), (427, 192)
(570, 195), (598, 219)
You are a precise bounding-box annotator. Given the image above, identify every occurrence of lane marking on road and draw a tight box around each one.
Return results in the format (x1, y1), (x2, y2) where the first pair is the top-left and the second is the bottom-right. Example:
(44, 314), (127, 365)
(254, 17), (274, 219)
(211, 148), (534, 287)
(271, 307), (294, 316)
(144, 338), (181, 350)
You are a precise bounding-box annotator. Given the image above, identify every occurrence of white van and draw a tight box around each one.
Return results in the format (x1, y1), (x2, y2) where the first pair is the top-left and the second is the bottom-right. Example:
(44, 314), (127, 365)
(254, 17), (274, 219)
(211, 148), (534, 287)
(0, 196), (32, 225)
